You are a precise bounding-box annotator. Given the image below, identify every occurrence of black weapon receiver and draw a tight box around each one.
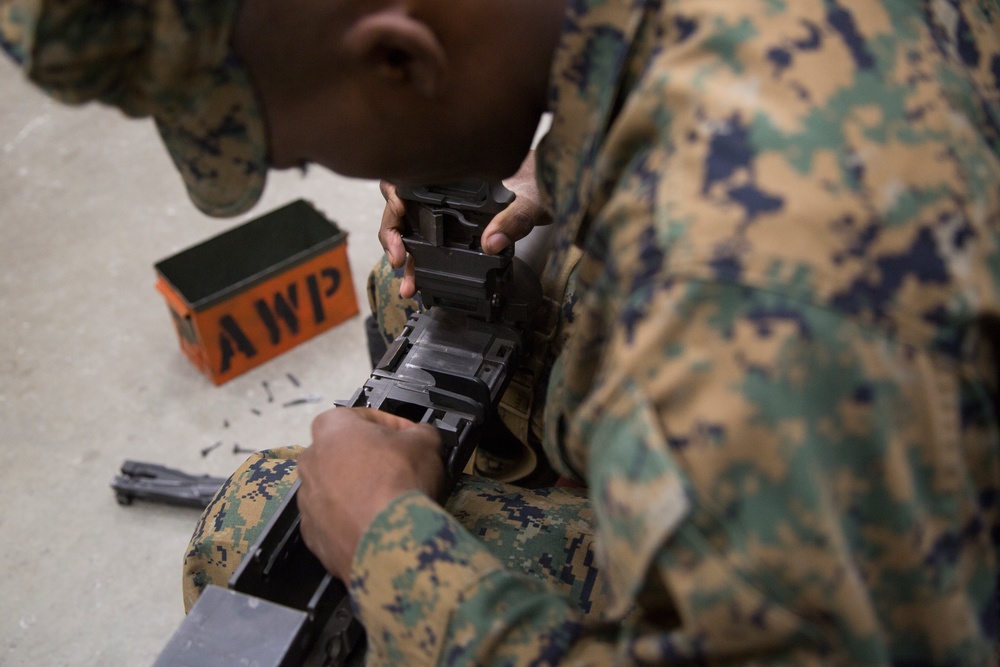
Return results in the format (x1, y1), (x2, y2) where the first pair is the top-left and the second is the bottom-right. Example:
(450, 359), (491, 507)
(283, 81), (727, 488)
(396, 180), (538, 324)
(152, 181), (541, 666)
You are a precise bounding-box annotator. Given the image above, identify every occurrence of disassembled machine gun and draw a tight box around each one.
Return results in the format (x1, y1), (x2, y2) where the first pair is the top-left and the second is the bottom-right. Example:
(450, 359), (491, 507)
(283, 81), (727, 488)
(152, 180), (542, 666)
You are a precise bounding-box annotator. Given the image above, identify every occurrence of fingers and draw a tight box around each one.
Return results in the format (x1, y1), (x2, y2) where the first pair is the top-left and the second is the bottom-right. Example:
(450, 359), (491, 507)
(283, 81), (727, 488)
(378, 182), (407, 268)
(308, 408), (442, 480)
(379, 181), (418, 299)
(312, 406), (420, 435)
(481, 200), (540, 254)
(298, 407), (444, 579)
(482, 150), (552, 255)
(399, 255), (417, 299)
(382, 158), (554, 286)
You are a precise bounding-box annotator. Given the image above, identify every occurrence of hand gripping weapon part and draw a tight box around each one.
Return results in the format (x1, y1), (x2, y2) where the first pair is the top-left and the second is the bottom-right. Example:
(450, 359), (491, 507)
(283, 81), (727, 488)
(152, 180), (542, 666)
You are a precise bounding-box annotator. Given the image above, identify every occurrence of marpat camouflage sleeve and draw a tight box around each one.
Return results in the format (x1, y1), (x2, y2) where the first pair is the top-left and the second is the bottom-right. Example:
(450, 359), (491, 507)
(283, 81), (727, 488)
(353, 0), (1000, 665)
(0, 0), (36, 64)
(536, 0), (1000, 664)
(350, 492), (598, 665)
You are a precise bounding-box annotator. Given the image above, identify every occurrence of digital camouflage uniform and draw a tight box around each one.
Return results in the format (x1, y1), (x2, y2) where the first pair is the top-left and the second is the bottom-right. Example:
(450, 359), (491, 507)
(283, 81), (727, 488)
(4, 0), (1000, 665)
(348, 1), (1000, 664)
(0, 0), (268, 216)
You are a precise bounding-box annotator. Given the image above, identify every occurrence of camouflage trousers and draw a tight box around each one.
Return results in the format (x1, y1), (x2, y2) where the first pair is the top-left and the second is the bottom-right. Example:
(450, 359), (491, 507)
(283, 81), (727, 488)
(182, 257), (613, 621)
(182, 448), (609, 617)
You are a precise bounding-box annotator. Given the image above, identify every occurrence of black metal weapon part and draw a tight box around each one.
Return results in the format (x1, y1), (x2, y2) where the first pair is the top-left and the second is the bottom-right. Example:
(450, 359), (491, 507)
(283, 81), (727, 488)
(152, 181), (542, 666)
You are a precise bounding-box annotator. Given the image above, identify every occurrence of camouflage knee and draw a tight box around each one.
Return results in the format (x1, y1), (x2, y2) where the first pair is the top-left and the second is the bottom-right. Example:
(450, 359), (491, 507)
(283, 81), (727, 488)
(445, 475), (615, 620)
(183, 458), (617, 622)
(182, 446), (303, 612)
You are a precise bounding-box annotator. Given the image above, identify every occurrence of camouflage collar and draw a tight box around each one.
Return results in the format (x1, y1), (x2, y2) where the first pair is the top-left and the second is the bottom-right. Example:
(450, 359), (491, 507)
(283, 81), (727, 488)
(536, 0), (658, 245)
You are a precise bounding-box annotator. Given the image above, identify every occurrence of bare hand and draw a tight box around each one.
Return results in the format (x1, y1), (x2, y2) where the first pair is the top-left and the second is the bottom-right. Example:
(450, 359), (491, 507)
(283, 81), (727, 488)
(481, 149), (551, 255)
(377, 150), (551, 299)
(297, 408), (444, 581)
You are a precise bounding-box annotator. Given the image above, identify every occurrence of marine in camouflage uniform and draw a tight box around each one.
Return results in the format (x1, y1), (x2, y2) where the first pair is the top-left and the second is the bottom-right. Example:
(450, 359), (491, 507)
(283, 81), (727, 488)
(347, 1), (1000, 664)
(193, 1), (1000, 663)
(4, 0), (999, 664)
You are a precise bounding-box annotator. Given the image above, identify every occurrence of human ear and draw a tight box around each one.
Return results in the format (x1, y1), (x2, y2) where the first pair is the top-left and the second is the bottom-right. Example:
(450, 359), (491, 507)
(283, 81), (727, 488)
(342, 11), (447, 98)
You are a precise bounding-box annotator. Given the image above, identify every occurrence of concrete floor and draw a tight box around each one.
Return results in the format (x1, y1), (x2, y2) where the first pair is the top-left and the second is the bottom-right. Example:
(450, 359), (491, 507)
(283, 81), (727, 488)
(1, 57), (386, 665)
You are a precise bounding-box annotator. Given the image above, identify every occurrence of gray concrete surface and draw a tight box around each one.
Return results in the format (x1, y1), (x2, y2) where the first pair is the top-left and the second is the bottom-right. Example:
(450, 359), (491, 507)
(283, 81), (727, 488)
(1, 56), (385, 665)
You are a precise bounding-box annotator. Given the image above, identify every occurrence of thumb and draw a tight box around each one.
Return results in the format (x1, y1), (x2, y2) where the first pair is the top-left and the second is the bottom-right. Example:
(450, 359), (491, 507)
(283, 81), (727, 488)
(481, 198), (539, 255)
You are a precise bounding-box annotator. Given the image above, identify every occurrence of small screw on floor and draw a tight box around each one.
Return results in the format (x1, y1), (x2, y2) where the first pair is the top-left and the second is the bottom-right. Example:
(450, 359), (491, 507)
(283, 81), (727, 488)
(200, 440), (223, 457)
(232, 443), (257, 455)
